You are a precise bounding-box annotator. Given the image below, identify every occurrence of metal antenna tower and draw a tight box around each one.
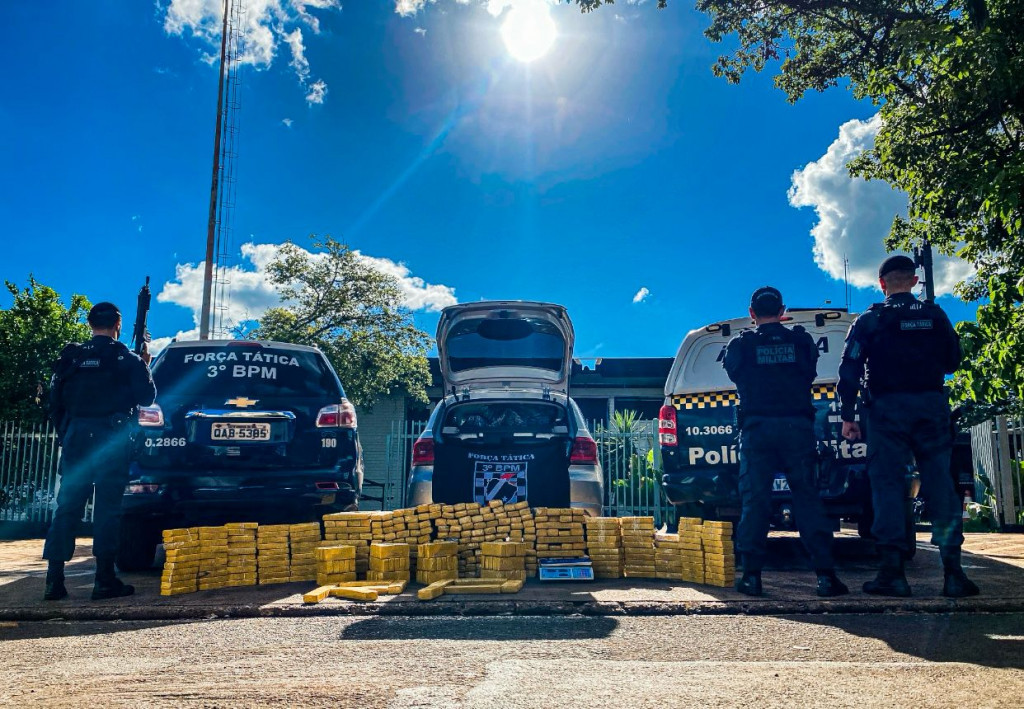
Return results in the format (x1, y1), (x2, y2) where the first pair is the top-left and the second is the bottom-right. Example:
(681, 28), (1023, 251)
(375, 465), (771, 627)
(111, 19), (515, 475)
(199, 0), (244, 339)
(212, 0), (245, 338)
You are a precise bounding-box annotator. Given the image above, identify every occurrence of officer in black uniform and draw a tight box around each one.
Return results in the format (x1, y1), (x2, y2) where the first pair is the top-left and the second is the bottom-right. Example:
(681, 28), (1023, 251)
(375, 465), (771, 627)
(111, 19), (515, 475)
(43, 302), (156, 601)
(724, 287), (848, 597)
(838, 255), (977, 597)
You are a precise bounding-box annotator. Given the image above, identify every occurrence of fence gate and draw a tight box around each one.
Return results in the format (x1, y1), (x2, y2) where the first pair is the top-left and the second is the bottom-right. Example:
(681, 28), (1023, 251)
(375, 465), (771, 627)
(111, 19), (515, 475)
(971, 415), (1024, 529)
(0, 420), (87, 530)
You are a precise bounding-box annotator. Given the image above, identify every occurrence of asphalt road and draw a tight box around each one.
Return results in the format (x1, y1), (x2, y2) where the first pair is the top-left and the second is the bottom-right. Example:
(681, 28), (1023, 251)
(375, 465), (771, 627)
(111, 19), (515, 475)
(2, 613), (1022, 707)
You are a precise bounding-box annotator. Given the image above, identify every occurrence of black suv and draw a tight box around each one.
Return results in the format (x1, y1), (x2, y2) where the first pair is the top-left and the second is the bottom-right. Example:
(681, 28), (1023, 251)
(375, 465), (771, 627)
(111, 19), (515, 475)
(118, 340), (363, 570)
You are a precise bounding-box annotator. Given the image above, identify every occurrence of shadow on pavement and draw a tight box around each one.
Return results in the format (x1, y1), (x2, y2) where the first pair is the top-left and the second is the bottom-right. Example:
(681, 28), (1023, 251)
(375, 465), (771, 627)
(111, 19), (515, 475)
(793, 612), (1024, 669)
(339, 615), (619, 641)
(0, 619), (199, 642)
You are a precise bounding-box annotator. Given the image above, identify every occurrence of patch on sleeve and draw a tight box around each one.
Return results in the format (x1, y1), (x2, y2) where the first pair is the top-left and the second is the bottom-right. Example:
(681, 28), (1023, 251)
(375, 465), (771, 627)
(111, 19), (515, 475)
(79, 359), (101, 368)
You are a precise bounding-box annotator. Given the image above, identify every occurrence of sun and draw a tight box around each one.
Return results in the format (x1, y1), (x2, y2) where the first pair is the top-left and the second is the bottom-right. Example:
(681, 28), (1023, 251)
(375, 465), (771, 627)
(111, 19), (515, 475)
(501, 3), (557, 63)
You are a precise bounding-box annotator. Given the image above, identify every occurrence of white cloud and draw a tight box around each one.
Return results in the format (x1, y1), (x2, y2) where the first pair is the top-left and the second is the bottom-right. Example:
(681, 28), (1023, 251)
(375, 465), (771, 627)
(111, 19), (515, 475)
(414, 27), (427, 36)
(151, 241), (457, 353)
(632, 287), (650, 304)
(395, 0), (432, 15)
(305, 79), (327, 105)
(282, 117), (294, 127)
(788, 115), (973, 297)
(162, 0), (338, 103)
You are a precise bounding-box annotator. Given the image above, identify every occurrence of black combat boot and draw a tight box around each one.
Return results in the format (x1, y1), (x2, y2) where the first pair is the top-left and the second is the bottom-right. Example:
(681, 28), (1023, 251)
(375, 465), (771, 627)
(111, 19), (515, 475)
(91, 556), (135, 601)
(815, 569), (849, 598)
(863, 547), (912, 597)
(734, 554), (763, 596)
(43, 560), (68, 601)
(939, 547), (980, 598)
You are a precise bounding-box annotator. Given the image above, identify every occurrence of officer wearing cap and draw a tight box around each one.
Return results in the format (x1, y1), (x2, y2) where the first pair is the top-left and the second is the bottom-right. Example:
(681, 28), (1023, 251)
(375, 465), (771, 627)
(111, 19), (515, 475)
(43, 302), (156, 601)
(838, 255), (976, 597)
(724, 287), (848, 597)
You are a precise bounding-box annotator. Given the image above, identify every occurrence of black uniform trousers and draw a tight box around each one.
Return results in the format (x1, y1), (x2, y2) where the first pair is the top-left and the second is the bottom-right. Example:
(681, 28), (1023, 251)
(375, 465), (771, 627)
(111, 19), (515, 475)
(737, 416), (835, 571)
(43, 419), (133, 563)
(867, 392), (963, 552)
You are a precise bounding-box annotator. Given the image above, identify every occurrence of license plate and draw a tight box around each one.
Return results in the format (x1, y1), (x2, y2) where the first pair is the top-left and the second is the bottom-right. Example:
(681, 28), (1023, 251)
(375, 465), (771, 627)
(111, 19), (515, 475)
(210, 422), (271, 441)
(772, 475), (790, 492)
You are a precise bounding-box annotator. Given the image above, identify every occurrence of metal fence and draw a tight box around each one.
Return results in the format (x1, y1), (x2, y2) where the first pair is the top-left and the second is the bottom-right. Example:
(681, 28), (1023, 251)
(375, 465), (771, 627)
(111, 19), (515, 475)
(971, 415), (1024, 528)
(381, 418), (676, 526)
(0, 419), (84, 527)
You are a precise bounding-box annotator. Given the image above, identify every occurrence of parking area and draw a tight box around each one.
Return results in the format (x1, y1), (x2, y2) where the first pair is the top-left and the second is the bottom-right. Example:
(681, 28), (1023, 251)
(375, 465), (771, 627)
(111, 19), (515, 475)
(3, 531), (1023, 620)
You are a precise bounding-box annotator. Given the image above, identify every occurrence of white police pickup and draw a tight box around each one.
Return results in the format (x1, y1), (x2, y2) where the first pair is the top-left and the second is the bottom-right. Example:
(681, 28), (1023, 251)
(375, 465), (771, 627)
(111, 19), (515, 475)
(657, 308), (885, 536)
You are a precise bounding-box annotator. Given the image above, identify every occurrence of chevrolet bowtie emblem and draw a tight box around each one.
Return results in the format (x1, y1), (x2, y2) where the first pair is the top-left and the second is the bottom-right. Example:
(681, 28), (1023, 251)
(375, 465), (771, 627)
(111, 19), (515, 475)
(225, 397), (258, 408)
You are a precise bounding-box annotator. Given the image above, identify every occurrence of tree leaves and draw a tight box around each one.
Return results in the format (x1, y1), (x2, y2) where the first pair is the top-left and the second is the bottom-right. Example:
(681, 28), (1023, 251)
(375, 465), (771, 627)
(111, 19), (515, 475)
(0, 278), (92, 422)
(251, 236), (432, 408)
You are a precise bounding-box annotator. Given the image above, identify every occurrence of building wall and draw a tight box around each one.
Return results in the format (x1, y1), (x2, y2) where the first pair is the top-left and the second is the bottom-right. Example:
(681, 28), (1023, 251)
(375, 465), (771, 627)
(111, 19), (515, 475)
(355, 394), (405, 486)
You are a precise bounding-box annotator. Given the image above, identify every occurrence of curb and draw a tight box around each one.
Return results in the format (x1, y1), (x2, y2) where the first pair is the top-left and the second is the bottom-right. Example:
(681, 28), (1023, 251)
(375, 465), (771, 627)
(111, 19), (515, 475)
(3, 597), (1022, 622)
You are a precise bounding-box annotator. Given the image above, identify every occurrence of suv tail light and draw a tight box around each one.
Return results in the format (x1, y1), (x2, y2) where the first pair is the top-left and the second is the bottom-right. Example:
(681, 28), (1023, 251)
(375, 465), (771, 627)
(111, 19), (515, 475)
(316, 399), (357, 428)
(138, 404), (164, 427)
(569, 436), (598, 464)
(411, 437), (435, 466)
(658, 405), (678, 447)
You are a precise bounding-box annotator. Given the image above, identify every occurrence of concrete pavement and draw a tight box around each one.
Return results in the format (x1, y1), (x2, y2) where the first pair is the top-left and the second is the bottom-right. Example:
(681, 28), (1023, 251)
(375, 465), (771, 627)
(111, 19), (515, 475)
(2, 614), (1022, 707)
(3, 531), (1024, 620)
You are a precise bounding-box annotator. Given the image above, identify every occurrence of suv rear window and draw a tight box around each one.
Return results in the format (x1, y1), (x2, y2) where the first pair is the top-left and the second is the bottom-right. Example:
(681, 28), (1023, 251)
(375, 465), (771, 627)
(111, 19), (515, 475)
(153, 345), (341, 399)
(447, 317), (564, 372)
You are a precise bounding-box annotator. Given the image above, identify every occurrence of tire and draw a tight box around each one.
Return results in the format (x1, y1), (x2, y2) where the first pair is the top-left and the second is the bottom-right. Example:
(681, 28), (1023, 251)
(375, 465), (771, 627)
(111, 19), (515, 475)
(117, 518), (158, 572)
(674, 503), (703, 522)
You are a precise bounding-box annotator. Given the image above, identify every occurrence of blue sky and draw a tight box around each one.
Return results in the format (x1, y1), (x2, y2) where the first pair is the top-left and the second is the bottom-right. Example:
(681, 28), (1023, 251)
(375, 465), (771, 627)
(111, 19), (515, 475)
(0, 0), (974, 360)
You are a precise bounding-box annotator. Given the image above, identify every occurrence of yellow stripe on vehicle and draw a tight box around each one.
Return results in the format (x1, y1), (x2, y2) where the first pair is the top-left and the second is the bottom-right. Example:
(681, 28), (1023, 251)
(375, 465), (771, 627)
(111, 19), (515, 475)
(672, 384), (836, 409)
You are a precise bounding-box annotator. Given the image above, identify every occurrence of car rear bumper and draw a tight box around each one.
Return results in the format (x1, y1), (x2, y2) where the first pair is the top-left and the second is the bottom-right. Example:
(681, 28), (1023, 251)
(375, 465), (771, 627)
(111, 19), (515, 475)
(408, 464), (603, 515)
(123, 467), (361, 524)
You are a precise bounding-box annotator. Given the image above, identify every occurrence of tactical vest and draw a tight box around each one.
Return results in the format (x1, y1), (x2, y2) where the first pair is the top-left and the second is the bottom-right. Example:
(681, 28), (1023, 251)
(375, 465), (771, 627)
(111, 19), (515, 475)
(865, 299), (951, 396)
(58, 339), (137, 418)
(733, 324), (817, 419)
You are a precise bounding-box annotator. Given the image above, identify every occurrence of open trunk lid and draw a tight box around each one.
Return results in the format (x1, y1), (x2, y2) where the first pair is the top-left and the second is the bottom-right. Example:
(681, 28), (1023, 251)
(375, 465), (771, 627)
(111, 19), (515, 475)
(436, 301), (574, 394)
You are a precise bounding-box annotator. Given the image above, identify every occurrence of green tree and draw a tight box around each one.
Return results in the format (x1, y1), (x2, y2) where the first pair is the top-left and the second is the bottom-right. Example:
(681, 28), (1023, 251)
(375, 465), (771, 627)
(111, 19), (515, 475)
(251, 236), (432, 408)
(574, 0), (1024, 407)
(0, 278), (92, 422)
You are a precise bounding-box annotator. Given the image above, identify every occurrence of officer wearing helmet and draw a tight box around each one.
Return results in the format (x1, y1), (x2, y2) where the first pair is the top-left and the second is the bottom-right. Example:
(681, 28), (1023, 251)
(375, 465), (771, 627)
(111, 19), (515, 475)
(43, 301), (156, 601)
(838, 255), (976, 598)
(724, 287), (847, 598)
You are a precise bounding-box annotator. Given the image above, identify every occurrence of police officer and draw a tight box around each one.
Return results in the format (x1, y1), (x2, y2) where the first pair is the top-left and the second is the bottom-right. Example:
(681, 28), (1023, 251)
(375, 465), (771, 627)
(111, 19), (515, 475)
(838, 255), (977, 598)
(724, 287), (848, 597)
(43, 302), (156, 601)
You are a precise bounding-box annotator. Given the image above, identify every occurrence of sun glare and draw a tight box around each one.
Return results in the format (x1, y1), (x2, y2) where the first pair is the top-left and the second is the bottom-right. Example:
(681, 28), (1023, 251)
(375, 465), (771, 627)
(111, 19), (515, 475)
(501, 3), (557, 63)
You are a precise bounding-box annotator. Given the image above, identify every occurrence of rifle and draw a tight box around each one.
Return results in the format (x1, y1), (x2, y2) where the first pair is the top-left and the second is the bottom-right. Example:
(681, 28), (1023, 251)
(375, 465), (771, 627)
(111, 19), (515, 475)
(131, 276), (151, 356)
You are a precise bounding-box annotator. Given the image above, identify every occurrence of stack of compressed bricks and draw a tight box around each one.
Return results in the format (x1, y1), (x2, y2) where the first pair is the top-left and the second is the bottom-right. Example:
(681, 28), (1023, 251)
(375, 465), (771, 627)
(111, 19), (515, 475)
(161, 527), (199, 595)
(289, 522), (321, 582)
(315, 544), (357, 585)
(257, 524), (291, 584)
(677, 517), (706, 584)
(434, 502), (489, 577)
(198, 525), (229, 590)
(585, 517), (624, 578)
(620, 516), (657, 578)
(392, 504), (439, 575)
(701, 521), (735, 587)
(321, 512), (372, 577)
(225, 522), (258, 587)
(480, 541), (528, 580)
(653, 533), (686, 581)
(415, 540), (458, 585)
(367, 542), (410, 582)
(533, 507), (587, 563)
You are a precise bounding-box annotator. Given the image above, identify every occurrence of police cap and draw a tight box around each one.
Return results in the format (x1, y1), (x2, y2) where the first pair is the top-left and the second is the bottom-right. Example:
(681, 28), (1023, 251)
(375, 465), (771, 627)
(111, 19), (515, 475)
(878, 254), (916, 279)
(750, 286), (783, 317)
(87, 302), (121, 328)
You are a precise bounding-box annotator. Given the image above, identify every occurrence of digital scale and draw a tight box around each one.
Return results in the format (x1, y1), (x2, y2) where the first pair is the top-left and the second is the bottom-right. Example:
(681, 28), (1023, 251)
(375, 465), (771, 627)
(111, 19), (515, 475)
(538, 557), (594, 582)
